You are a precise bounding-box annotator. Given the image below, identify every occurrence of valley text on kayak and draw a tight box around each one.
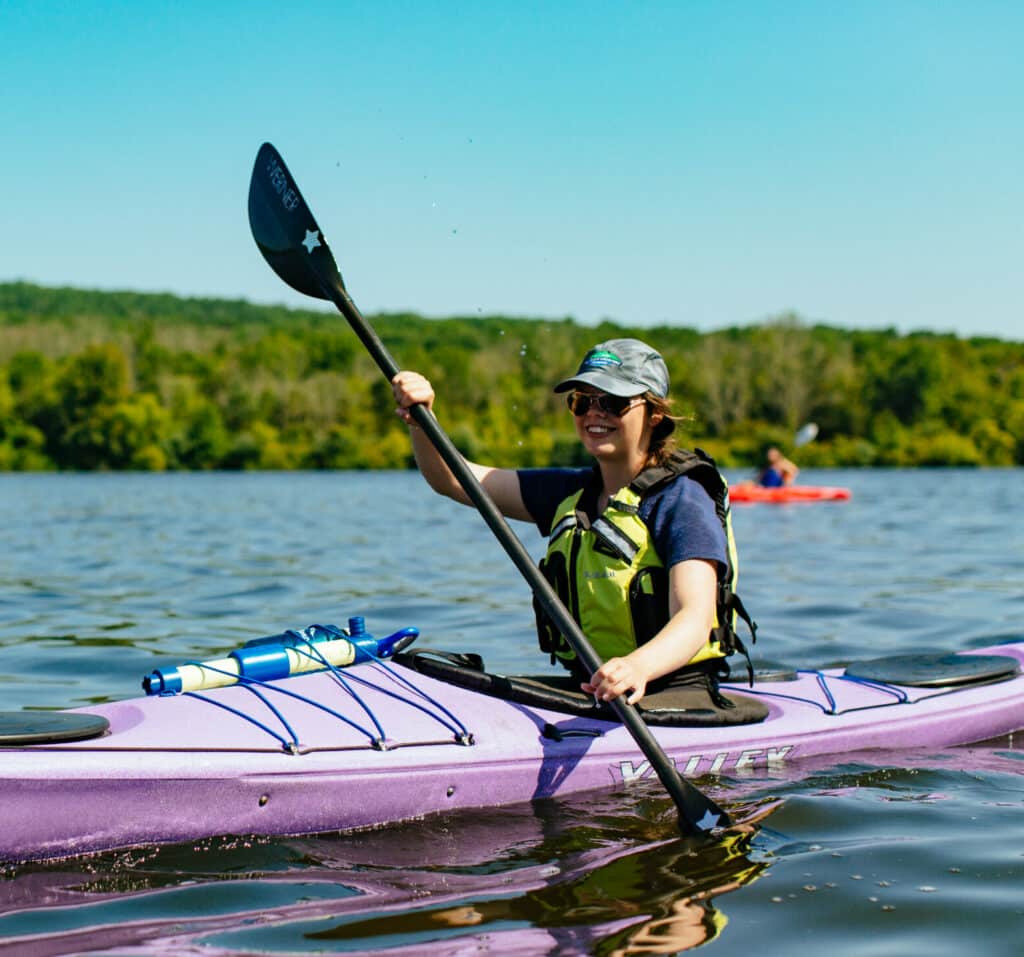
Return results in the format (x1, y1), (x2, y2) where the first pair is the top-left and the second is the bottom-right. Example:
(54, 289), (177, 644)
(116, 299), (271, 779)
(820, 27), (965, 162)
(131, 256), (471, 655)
(617, 744), (796, 782)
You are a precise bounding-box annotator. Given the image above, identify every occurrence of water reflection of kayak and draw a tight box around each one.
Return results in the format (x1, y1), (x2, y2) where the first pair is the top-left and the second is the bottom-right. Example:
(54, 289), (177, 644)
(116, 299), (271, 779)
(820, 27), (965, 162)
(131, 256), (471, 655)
(729, 483), (851, 504)
(0, 797), (775, 955)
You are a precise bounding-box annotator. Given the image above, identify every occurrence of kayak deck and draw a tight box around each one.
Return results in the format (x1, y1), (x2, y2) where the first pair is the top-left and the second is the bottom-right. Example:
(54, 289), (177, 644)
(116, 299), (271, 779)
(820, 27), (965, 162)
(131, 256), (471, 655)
(2, 641), (1022, 862)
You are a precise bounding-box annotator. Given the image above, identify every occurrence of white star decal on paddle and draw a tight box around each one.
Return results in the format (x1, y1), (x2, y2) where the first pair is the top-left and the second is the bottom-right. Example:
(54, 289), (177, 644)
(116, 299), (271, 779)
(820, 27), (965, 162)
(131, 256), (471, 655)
(697, 809), (721, 830)
(302, 229), (321, 254)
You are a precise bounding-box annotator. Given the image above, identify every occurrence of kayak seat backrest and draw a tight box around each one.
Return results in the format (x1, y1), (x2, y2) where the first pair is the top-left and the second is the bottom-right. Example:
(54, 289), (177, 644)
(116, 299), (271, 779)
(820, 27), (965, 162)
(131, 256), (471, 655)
(843, 652), (1021, 688)
(393, 649), (769, 727)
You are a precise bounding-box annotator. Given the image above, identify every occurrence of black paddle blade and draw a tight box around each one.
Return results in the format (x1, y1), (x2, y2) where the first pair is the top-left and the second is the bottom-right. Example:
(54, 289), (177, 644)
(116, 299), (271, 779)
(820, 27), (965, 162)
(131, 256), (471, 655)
(248, 142), (346, 301)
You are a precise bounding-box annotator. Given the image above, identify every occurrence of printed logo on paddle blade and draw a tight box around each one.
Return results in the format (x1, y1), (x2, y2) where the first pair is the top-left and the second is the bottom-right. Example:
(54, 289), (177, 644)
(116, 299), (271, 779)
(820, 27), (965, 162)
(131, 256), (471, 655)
(302, 229), (321, 253)
(265, 153), (300, 213)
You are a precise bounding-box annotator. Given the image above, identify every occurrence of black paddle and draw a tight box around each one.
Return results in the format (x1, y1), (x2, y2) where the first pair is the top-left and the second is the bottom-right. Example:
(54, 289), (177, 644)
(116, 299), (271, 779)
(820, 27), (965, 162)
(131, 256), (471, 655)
(247, 142), (730, 835)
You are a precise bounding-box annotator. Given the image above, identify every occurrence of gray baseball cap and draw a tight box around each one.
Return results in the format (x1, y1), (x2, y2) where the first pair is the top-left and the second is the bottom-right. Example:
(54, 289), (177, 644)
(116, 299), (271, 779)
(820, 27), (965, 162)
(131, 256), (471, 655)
(553, 338), (670, 398)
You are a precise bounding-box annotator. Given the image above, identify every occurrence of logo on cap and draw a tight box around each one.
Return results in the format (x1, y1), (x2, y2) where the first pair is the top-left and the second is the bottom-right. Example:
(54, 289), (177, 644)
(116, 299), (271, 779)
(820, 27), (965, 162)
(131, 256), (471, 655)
(581, 349), (622, 371)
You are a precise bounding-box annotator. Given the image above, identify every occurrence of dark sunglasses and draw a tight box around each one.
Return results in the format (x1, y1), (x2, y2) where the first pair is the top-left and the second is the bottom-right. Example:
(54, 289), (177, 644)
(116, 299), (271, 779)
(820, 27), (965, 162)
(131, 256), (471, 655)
(566, 391), (643, 417)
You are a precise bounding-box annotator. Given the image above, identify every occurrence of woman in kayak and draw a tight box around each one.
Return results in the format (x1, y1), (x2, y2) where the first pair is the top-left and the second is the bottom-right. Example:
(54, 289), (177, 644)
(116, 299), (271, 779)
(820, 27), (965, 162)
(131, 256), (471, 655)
(392, 338), (750, 707)
(756, 445), (799, 487)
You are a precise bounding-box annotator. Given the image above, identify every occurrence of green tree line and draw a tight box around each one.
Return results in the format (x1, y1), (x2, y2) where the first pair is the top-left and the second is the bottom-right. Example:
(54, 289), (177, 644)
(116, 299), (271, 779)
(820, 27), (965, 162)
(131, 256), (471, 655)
(1, 281), (1022, 471)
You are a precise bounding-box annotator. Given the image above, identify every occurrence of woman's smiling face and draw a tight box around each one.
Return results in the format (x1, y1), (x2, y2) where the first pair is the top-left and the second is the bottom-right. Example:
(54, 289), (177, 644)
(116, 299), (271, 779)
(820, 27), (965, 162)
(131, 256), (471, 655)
(570, 387), (657, 462)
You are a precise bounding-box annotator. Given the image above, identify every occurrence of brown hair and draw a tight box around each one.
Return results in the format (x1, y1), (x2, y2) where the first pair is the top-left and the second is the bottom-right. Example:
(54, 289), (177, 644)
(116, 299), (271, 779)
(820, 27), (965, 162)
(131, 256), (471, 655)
(644, 393), (690, 467)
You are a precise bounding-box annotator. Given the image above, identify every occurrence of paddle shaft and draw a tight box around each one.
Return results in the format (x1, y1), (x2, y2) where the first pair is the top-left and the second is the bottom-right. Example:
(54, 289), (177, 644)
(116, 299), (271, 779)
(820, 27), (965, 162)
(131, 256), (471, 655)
(320, 281), (724, 832)
(246, 141), (728, 832)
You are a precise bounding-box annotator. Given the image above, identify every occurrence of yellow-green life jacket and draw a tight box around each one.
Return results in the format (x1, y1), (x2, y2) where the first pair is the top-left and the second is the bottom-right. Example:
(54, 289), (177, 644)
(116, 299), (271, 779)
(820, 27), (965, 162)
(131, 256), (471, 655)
(534, 449), (756, 682)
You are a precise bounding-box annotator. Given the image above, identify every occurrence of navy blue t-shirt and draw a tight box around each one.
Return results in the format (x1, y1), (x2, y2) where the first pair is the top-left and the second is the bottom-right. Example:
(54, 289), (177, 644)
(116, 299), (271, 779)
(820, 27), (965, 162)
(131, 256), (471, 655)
(517, 467), (727, 574)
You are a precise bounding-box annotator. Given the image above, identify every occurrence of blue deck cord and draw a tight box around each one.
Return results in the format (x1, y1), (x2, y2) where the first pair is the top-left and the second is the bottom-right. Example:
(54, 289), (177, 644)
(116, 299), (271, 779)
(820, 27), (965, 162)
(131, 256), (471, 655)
(175, 632), (473, 750)
(722, 669), (911, 716)
(293, 636), (473, 743)
(343, 660), (473, 743)
(288, 637), (389, 744)
(813, 671), (839, 714)
(179, 659), (381, 751)
(294, 623), (472, 739)
(230, 677), (385, 748)
(824, 672), (910, 703)
(186, 689), (298, 751)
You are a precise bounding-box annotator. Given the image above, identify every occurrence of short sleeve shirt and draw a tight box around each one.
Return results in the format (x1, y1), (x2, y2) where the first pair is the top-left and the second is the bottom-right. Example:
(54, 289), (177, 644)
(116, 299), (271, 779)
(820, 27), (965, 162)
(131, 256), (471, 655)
(517, 466), (727, 573)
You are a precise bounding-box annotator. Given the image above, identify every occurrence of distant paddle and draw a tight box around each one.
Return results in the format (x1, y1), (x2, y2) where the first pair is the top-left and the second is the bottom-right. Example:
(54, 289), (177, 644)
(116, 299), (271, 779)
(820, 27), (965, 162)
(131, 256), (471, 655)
(794, 422), (819, 448)
(247, 142), (731, 836)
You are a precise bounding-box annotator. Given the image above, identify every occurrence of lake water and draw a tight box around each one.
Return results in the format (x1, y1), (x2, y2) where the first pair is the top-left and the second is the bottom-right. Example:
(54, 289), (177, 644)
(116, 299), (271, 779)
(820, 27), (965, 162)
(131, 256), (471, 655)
(1, 469), (1022, 955)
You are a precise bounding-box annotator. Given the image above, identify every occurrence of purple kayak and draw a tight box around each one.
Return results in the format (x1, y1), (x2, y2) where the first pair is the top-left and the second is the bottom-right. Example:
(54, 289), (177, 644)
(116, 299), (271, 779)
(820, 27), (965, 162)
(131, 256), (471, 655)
(2, 626), (1022, 863)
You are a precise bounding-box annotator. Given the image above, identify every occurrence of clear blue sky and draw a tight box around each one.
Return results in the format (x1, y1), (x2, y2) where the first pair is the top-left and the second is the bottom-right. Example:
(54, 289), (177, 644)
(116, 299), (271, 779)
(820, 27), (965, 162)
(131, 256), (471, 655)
(3, 1), (1021, 339)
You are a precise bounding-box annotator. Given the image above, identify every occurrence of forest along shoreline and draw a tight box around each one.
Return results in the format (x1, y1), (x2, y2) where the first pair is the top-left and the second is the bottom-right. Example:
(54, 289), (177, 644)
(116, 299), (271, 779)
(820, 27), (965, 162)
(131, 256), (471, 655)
(1, 280), (1021, 472)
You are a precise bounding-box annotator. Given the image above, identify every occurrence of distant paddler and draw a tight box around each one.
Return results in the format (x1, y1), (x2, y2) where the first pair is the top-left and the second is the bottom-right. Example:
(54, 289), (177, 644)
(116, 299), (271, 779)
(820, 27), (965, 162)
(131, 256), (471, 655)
(755, 423), (817, 488)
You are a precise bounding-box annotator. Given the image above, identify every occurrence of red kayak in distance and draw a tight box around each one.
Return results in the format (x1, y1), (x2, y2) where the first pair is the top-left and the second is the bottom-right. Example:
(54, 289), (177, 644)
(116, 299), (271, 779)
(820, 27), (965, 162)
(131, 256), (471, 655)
(729, 482), (852, 504)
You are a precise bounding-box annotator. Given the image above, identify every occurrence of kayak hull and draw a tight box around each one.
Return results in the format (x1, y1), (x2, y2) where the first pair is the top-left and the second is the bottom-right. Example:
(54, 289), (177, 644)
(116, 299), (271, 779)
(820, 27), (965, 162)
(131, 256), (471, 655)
(3, 642), (1022, 862)
(729, 483), (851, 503)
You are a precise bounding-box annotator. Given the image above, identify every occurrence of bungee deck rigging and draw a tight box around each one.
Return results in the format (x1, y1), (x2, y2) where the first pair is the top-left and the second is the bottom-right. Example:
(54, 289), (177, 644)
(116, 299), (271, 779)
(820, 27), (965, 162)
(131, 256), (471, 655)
(151, 653), (1012, 753)
(37, 622), (475, 756)
(721, 663), (1009, 718)
(6, 618), (1021, 754)
(29, 620), (1017, 753)
(180, 660), (475, 755)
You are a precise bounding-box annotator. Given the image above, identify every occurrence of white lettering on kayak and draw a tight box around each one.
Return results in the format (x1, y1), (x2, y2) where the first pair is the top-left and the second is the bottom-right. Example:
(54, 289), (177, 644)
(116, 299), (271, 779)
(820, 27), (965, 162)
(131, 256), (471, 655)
(619, 759), (652, 783)
(265, 156), (300, 213)
(683, 755), (703, 776)
(734, 749), (763, 771)
(617, 744), (796, 782)
(708, 751), (729, 774)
